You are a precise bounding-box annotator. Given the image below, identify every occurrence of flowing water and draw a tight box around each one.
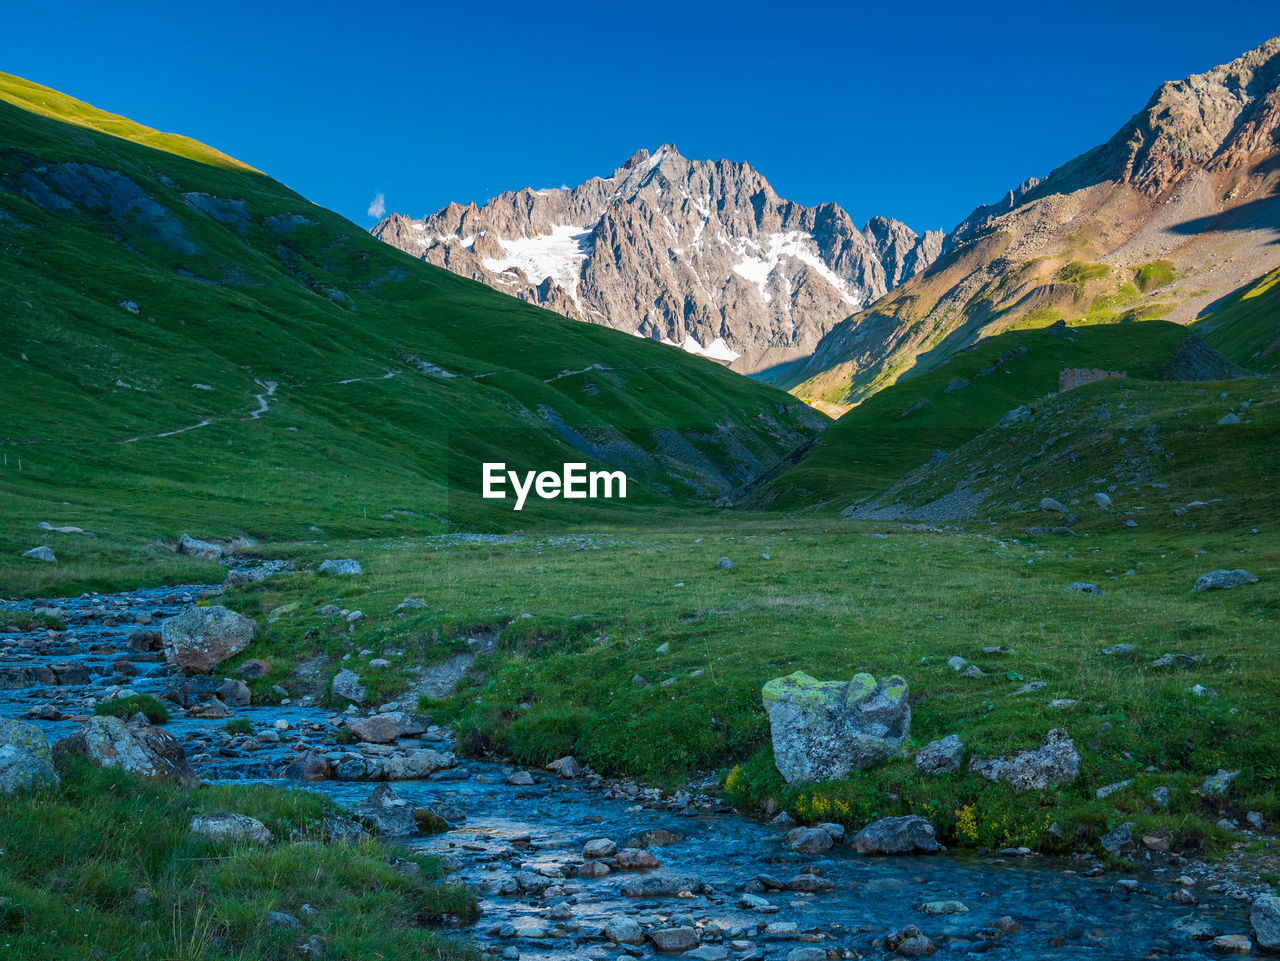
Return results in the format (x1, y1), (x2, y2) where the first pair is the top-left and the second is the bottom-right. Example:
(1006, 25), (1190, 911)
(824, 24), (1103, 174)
(0, 584), (1260, 960)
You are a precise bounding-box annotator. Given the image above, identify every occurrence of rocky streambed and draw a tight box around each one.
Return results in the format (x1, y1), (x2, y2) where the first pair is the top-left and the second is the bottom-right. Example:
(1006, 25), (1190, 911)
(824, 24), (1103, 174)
(0, 582), (1271, 960)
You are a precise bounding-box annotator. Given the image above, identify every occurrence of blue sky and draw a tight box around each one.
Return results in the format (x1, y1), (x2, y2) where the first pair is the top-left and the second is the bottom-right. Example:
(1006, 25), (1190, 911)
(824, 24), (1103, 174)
(4, 2), (1278, 233)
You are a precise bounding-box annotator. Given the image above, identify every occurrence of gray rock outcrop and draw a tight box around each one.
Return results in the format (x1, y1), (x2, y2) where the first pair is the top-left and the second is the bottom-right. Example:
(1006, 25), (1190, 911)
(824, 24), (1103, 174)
(53, 715), (198, 787)
(161, 606), (258, 675)
(850, 815), (942, 854)
(0, 718), (59, 795)
(763, 671), (910, 783)
(969, 729), (1081, 791)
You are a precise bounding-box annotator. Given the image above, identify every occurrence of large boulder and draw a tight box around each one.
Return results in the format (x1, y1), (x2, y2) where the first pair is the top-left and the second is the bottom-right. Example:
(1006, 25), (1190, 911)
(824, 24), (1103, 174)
(1252, 895), (1280, 951)
(762, 671), (910, 783)
(0, 718), (59, 795)
(1194, 569), (1259, 592)
(850, 815), (942, 854)
(353, 783), (417, 838)
(177, 533), (222, 561)
(384, 749), (456, 780)
(53, 715), (198, 787)
(969, 729), (1080, 791)
(161, 606), (258, 675)
(191, 812), (272, 845)
(915, 735), (964, 774)
(346, 711), (430, 744)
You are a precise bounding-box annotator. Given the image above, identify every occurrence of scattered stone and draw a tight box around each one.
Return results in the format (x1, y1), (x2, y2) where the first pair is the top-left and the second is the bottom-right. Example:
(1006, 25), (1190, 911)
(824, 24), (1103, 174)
(1068, 582), (1103, 595)
(1152, 653), (1199, 669)
(947, 655), (967, 671)
(621, 875), (699, 898)
(1102, 644), (1135, 655)
(583, 838), (617, 859)
(603, 916), (644, 945)
(281, 751), (331, 782)
(615, 847), (660, 870)
(919, 900), (968, 915)
(1202, 769), (1239, 797)
(961, 664), (986, 678)
(190, 812), (272, 845)
(715, 557), (734, 570)
(384, 749), (456, 780)
(177, 533), (222, 561)
(161, 606), (258, 675)
(235, 658), (272, 679)
(318, 558), (362, 575)
(1210, 934), (1251, 954)
(1217, 413), (1241, 425)
(969, 729), (1080, 791)
(1100, 822), (1135, 855)
(505, 770), (535, 786)
(1194, 569), (1259, 592)
(851, 815), (942, 855)
(548, 755), (582, 778)
(762, 671), (910, 783)
(1040, 497), (1068, 513)
(1096, 779), (1133, 799)
(648, 926), (699, 952)
(346, 711), (429, 743)
(330, 669), (367, 705)
(784, 826), (833, 854)
(217, 678), (251, 707)
(21, 546), (56, 562)
(915, 735), (964, 774)
(352, 784), (416, 838)
(1094, 492), (1112, 509)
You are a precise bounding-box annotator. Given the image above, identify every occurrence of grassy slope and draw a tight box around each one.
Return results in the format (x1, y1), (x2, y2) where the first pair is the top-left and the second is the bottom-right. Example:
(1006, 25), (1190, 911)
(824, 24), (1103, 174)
(0, 73), (820, 596)
(0, 762), (476, 960)
(752, 321), (1192, 510)
(1196, 263), (1280, 371)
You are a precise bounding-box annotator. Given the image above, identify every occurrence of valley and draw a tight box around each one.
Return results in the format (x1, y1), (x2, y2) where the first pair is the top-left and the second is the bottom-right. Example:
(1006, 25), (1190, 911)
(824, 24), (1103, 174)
(2, 25), (1279, 961)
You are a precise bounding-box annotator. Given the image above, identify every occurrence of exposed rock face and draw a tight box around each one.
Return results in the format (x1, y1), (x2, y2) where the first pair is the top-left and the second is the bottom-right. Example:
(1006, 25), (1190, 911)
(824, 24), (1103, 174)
(373, 145), (940, 379)
(969, 729), (1081, 791)
(789, 37), (1280, 406)
(0, 718), (59, 795)
(850, 815), (942, 854)
(762, 671), (910, 783)
(161, 606), (258, 675)
(53, 715), (198, 787)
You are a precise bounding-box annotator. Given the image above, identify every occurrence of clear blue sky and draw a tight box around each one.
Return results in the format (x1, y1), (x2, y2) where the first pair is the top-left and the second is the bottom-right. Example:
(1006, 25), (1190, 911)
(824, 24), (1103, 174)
(4, 1), (1277, 233)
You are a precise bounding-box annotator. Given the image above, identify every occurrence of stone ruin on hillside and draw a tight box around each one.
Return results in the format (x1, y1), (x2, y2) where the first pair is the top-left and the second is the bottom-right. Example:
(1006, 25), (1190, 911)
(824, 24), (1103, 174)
(1059, 368), (1127, 392)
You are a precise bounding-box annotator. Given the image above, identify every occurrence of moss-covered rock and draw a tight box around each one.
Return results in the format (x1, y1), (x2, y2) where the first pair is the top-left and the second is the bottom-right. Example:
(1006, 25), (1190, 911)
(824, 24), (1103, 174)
(762, 671), (910, 783)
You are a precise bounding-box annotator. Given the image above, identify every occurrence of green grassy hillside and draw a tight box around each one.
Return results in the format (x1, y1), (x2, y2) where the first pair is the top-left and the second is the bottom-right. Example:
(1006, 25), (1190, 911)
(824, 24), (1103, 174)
(0, 74), (821, 594)
(751, 321), (1194, 510)
(1196, 264), (1280, 372)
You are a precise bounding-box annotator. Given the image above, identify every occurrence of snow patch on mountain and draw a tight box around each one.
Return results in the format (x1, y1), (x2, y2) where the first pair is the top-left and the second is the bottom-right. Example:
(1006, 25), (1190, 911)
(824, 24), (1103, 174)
(482, 224), (595, 307)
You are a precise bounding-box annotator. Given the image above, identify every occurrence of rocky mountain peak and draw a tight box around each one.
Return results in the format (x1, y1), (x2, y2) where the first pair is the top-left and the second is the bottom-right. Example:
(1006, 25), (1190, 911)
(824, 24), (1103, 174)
(371, 147), (938, 379)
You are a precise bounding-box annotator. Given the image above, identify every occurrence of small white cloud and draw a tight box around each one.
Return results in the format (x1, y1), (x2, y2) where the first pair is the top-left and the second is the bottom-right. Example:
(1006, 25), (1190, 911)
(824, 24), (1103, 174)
(367, 193), (386, 218)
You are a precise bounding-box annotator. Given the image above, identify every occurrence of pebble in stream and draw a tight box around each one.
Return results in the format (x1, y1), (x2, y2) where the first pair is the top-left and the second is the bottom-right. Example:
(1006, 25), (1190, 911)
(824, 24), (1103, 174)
(0, 584), (1261, 960)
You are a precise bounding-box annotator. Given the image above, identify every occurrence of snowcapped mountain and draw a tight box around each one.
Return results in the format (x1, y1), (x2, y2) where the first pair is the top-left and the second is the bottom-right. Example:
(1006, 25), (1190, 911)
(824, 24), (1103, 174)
(372, 146), (941, 380)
